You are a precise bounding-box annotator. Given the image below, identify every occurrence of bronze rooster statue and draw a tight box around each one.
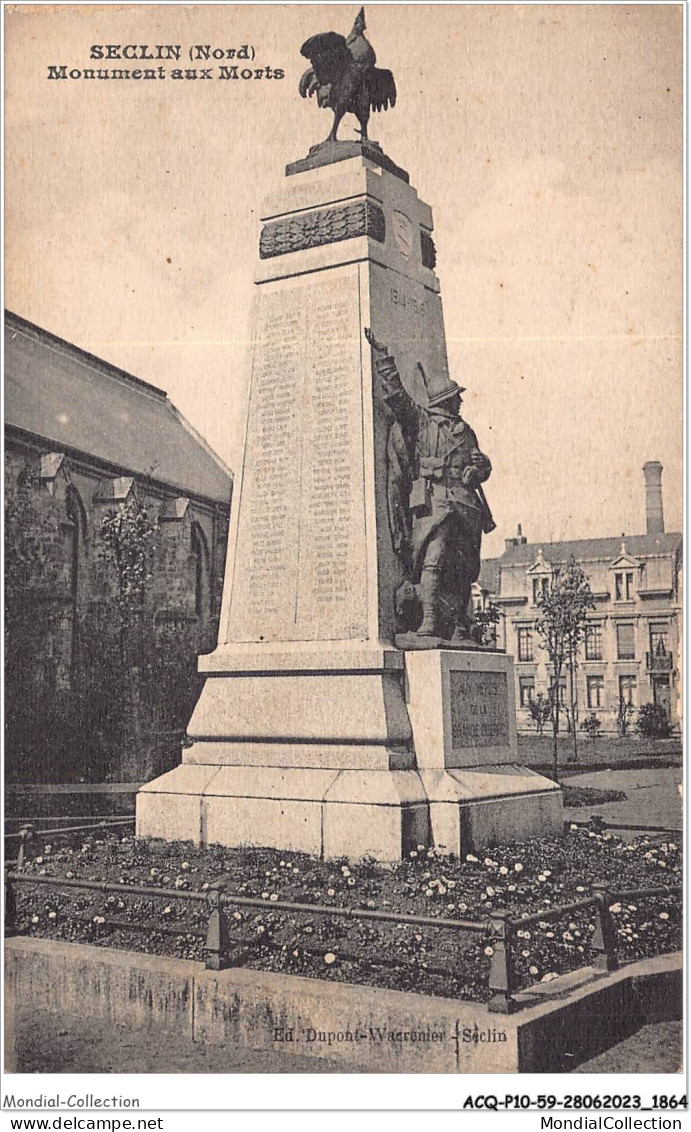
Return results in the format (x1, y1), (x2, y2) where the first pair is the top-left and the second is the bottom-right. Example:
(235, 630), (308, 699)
(299, 8), (397, 144)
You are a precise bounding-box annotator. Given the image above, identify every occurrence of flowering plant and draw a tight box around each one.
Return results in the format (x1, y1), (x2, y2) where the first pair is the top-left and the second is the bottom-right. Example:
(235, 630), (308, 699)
(10, 829), (681, 1003)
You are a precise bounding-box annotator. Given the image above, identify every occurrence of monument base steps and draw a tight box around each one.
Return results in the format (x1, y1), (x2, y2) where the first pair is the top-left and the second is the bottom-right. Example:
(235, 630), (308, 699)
(138, 648), (562, 860)
(136, 764), (561, 862)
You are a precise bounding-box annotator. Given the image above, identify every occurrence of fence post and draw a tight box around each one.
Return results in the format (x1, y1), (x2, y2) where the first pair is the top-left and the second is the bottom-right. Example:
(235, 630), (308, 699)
(5, 873), (16, 927)
(16, 824), (34, 870)
(204, 880), (229, 971)
(591, 884), (619, 972)
(487, 911), (517, 1014)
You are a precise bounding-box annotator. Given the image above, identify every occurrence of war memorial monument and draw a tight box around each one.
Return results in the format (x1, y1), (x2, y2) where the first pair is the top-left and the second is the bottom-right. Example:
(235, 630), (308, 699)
(137, 10), (563, 860)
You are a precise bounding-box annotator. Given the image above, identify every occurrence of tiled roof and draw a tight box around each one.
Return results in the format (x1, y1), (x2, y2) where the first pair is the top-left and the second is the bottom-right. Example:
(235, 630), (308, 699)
(499, 533), (682, 565)
(480, 532), (682, 597)
(5, 311), (232, 505)
(478, 557), (501, 593)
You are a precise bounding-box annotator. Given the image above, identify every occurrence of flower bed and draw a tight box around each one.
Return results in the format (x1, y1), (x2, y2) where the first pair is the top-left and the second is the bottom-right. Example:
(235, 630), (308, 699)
(8, 828), (681, 1003)
(561, 785), (627, 807)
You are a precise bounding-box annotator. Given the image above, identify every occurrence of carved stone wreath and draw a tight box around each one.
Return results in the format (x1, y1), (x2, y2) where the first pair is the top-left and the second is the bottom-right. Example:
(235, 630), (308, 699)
(259, 200), (386, 259)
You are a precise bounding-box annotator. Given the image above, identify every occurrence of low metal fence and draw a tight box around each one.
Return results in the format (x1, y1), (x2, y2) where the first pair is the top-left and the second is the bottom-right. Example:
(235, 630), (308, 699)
(489, 881), (682, 1011)
(6, 816), (134, 826)
(566, 816), (681, 835)
(5, 819), (135, 868)
(4, 868), (498, 999)
(4, 865), (681, 1013)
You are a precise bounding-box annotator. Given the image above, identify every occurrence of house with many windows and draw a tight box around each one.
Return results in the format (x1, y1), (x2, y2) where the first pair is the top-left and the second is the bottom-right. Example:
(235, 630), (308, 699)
(477, 464), (682, 732)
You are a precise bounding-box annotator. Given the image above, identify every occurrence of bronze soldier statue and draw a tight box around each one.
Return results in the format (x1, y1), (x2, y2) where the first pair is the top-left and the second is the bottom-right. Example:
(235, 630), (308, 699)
(366, 329), (495, 643)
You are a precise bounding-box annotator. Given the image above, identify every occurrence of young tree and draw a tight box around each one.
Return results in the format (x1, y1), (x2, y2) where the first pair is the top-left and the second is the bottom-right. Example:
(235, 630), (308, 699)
(617, 696), (636, 738)
(535, 557), (595, 778)
(93, 495), (156, 778)
(98, 495), (156, 636)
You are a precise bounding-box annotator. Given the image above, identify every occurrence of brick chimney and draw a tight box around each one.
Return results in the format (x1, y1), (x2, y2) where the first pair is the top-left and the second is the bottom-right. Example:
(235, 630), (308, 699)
(643, 461), (665, 534)
(505, 523), (528, 550)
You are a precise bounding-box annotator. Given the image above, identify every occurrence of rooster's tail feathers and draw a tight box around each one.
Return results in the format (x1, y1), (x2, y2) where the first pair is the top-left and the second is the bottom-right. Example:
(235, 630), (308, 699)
(370, 68), (396, 112)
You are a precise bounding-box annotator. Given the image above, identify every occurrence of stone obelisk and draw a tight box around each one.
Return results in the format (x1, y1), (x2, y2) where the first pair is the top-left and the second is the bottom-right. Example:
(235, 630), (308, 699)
(137, 12), (562, 859)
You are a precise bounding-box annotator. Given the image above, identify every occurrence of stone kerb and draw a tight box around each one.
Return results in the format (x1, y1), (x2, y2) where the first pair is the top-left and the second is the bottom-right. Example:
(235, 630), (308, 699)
(5, 938), (681, 1074)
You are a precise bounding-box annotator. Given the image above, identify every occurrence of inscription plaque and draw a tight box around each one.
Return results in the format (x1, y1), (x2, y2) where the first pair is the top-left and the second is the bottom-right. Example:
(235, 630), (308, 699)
(226, 269), (368, 643)
(449, 670), (510, 748)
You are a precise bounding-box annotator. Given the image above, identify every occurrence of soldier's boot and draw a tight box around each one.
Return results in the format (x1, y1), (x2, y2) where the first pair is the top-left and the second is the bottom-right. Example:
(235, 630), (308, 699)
(417, 567), (441, 636)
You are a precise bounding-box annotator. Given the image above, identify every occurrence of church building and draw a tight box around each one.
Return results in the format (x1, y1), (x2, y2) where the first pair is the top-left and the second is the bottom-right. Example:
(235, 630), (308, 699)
(5, 311), (232, 782)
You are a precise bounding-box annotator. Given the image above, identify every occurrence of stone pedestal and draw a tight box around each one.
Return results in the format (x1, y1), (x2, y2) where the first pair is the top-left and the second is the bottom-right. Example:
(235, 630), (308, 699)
(405, 650), (562, 854)
(137, 144), (562, 860)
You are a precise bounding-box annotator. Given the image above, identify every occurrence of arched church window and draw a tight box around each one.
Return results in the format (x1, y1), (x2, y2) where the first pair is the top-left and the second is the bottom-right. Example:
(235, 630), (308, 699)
(64, 486), (87, 674)
(191, 523), (210, 618)
(65, 486), (86, 601)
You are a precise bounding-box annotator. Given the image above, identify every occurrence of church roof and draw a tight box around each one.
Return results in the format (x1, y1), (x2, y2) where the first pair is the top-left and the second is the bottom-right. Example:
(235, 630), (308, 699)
(5, 311), (232, 506)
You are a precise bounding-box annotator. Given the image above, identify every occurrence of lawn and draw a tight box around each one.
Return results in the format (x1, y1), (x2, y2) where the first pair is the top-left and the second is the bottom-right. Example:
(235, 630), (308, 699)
(561, 785), (627, 807)
(8, 828), (681, 1004)
(517, 734), (681, 774)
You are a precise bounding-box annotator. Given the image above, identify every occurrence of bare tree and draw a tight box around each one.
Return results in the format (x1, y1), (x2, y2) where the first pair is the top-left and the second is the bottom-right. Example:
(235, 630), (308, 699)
(535, 556), (595, 778)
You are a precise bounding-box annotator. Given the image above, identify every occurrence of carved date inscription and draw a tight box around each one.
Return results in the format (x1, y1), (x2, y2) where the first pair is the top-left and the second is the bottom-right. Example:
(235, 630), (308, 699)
(226, 270), (368, 643)
(450, 671), (510, 748)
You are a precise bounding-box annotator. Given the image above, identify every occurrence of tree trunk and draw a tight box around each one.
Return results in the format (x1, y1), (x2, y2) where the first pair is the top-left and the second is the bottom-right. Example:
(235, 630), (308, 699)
(549, 663), (566, 780)
(569, 653), (579, 763)
(551, 680), (560, 780)
(119, 610), (143, 782)
(552, 706), (560, 779)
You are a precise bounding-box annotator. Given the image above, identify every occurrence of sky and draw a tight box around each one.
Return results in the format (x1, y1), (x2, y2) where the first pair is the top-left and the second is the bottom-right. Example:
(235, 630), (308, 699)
(5, 3), (682, 558)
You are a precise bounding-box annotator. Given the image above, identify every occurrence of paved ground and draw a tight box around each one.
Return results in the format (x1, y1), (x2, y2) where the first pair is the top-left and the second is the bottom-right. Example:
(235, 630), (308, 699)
(563, 766), (682, 835)
(10, 1010), (349, 1074)
(572, 1020), (682, 1074)
(10, 1010), (680, 1076)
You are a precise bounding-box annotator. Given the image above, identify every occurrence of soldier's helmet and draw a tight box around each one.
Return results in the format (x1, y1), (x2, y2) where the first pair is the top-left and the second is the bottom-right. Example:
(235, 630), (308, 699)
(417, 363), (466, 407)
